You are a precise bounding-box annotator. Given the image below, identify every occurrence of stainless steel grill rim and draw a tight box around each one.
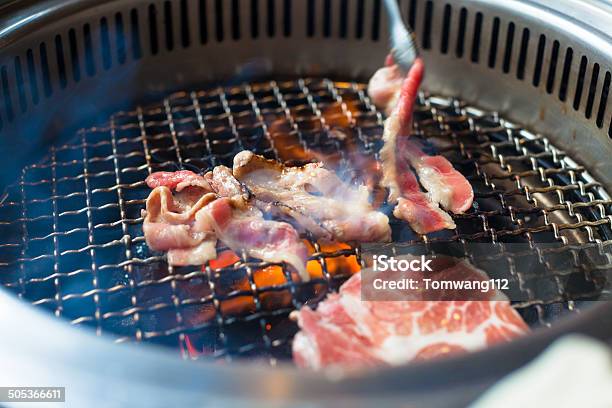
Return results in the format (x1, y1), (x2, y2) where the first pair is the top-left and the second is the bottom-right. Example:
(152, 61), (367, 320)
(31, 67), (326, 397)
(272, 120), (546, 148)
(0, 0), (611, 406)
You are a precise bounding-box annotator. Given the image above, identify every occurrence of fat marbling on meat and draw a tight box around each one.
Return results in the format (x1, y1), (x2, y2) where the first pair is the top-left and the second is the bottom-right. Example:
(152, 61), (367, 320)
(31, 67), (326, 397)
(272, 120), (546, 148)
(292, 256), (528, 370)
(403, 139), (474, 214)
(233, 150), (391, 243)
(203, 196), (309, 281)
(205, 165), (309, 280)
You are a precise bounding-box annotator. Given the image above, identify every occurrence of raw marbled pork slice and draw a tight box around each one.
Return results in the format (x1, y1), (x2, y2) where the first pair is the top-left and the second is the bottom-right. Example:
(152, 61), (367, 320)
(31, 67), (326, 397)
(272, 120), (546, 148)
(292, 257), (528, 370)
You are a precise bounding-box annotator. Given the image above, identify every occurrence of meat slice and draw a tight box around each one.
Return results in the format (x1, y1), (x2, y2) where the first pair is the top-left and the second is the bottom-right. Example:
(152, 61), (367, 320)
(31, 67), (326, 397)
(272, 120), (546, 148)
(367, 59), (404, 116)
(233, 150), (391, 243)
(142, 182), (218, 266)
(202, 197), (310, 281)
(292, 256), (528, 370)
(377, 59), (456, 233)
(204, 165), (248, 199)
(403, 139), (474, 214)
(143, 167), (310, 279)
(146, 170), (211, 191)
(393, 157), (456, 234)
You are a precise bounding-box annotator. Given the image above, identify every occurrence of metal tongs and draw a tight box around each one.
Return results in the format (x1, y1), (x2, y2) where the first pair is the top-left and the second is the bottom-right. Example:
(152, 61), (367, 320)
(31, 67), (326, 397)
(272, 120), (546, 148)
(383, 0), (419, 72)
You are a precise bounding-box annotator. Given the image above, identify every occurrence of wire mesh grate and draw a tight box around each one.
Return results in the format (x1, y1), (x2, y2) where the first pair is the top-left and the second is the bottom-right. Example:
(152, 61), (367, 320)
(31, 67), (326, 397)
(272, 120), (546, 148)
(0, 78), (611, 364)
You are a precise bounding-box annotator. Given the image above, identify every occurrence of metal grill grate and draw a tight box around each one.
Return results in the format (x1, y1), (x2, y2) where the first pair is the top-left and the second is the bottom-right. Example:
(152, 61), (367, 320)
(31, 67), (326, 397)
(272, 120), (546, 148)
(0, 78), (611, 364)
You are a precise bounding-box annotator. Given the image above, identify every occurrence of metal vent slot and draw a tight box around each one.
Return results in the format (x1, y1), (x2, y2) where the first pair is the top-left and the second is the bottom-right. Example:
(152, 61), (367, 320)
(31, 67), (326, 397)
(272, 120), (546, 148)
(516, 27), (529, 80)
(180, 0), (192, 46)
(371, 0), (381, 41)
(25, 49), (40, 105)
(440, 4), (451, 54)
(421, 0), (433, 49)
(164, 1), (175, 50)
(596, 71), (610, 129)
(573, 55), (588, 111)
(267, 0), (276, 37)
(532, 34), (546, 87)
(199, 0), (209, 43)
(249, 0), (258, 38)
(545, 40), (559, 94)
(83, 24), (96, 77)
(54, 35), (68, 89)
(585, 63), (600, 120)
(148, 4), (160, 55)
(324, 0), (332, 38)
(487, 17), (500, 69)
(116, 13), (128, 64)
(558, 47), (573, 102)
(213, 0), (223, 42)
(455, 7), (467, 58)
(407, 0), (417, 30)
(39, 43), (53, 98)
(339, 0), (348, 38)
(501, 22), (514, 73)
(283, 0), (291, 37)
(1, 65), (14, 123)
(67, 29), (81, 83)
(100, 17), (113, 69)
(355, 0), (365, 39)
(13, 56), (27, 113)
(470, 11), (482, 63)
(130, 9), (144, 59)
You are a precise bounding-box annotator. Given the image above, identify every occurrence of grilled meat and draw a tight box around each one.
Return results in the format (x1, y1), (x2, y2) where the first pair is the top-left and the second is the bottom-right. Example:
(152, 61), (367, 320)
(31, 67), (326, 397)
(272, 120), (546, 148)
(392, 157), (456, 234)
(142, 173), (218, 266)
(233, 150), (391, 243)
(204, 165), (249, 199)
(145, 170), (212, 191)
(403, 139), (474, 214)
(377, 59), (456, 233)
(204, 196), (309, 281)
(143, 168), (310, 279)
(292, 256), (528, 370)
(367, 55), (405, 116)
(373, 57), (473, 233)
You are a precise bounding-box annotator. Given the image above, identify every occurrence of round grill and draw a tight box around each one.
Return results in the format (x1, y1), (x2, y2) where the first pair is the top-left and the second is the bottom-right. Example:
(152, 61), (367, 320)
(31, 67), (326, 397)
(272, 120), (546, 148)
(0, 0), (611, 406)
(1, 77), (610, 363)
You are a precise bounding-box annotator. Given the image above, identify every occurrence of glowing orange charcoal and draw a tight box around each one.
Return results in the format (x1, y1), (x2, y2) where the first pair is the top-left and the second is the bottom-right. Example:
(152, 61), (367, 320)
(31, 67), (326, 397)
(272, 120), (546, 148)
(209, 250), (240, 270)
(320, 104), (351, 128)
(266, 115), (316, 162)
(307, 241), (361, 276)
(181, 241), (362, 357)
(181, 334), (199, 359)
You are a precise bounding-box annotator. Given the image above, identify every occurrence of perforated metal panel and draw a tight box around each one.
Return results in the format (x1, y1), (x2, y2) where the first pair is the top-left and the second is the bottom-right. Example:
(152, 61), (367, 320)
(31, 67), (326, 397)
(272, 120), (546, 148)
(0, 0), (610, 188)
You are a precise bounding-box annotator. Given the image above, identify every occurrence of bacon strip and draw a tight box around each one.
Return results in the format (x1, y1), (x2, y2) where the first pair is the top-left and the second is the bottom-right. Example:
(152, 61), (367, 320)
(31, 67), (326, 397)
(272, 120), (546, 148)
(142, 184), (218, 266)
(143, 167), (310, 279)
(292, 256), (529, 370)
(146, 170), (211, 191)
(378, 59), (456, 233)
(393, 151), (456, 234)
(233, 151), (391, 243)
(202, 197), (310, 281)
(403, 140), (474, 214)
